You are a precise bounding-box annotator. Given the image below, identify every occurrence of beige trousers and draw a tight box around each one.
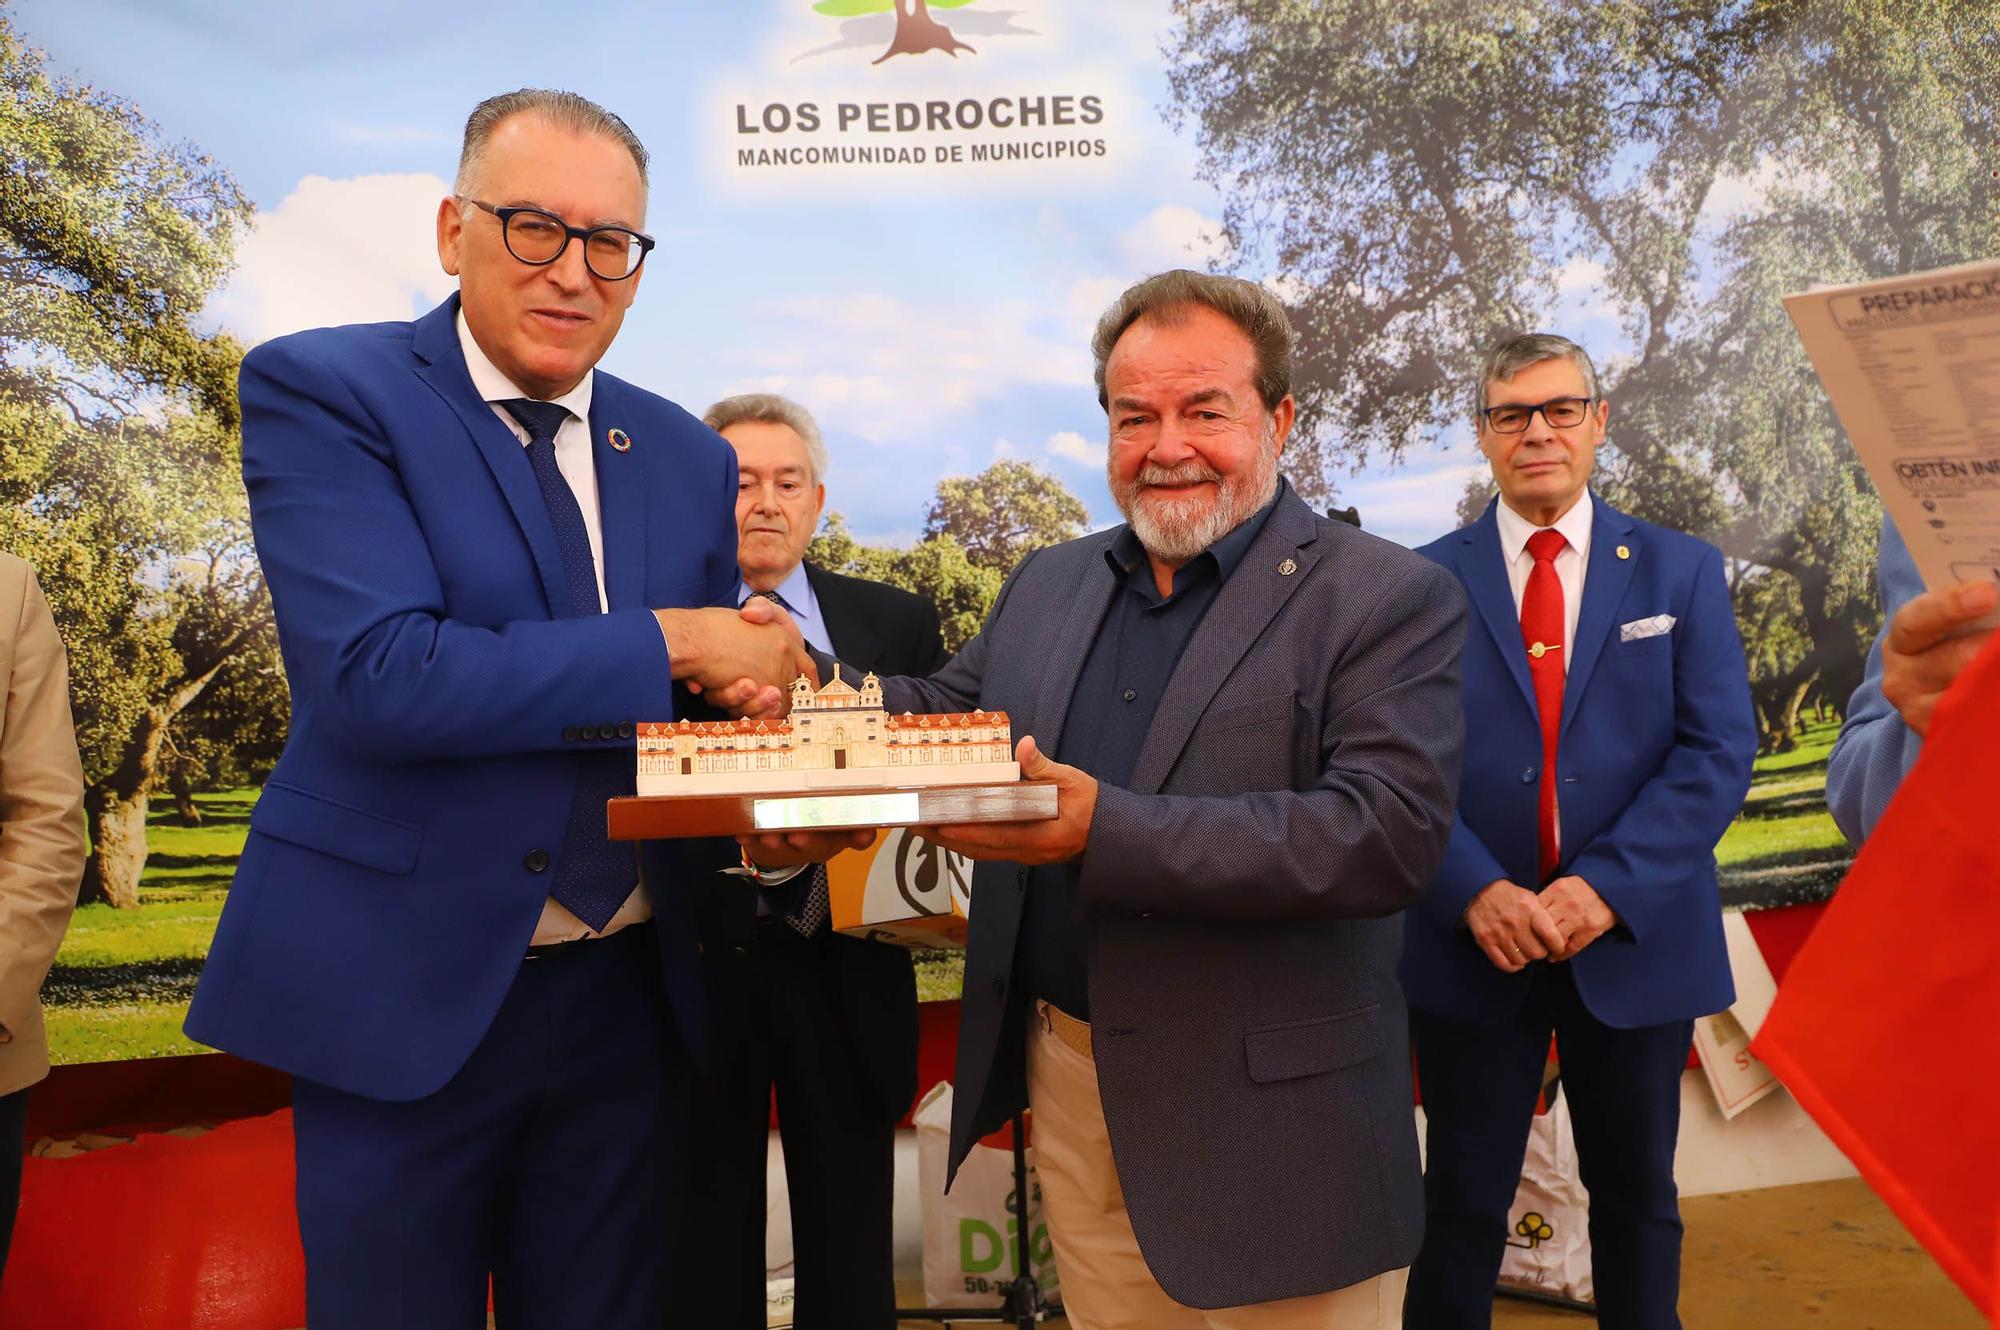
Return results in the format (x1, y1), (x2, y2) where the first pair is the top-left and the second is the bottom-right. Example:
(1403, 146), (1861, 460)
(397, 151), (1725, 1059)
(1027, 1004), (1408, 1330)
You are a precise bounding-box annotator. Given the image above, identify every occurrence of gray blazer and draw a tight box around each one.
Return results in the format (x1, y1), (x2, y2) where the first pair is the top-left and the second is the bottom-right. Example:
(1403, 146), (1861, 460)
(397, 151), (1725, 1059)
(879, 487), (1467, 1309)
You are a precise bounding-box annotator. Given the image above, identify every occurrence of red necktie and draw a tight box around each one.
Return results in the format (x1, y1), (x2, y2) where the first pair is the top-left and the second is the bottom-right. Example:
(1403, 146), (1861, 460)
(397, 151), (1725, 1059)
(1521, 528), (1568, 883)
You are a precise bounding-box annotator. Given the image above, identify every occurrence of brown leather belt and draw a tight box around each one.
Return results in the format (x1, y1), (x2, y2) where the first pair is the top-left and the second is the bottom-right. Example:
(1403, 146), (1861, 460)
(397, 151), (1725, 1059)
(1041, 1000), (1093, 1058)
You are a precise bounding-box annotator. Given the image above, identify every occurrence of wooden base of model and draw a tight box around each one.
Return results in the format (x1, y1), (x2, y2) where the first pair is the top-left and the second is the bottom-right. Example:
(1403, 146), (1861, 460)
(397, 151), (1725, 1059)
(617, 669), (1054, 839)
(607, 778), (1058, 840)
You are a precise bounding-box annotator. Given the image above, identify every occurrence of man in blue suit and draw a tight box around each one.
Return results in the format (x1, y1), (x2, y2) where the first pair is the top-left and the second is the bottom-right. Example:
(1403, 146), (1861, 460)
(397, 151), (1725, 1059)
(185, 89), (808, 1329)
(1402, 334), (1756, 1329)
(1827, 516), (1996, 844)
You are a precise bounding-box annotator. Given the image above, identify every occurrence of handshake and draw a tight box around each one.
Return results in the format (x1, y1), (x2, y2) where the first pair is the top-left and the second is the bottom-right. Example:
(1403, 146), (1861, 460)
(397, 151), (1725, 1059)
(654, 597), (817, 718)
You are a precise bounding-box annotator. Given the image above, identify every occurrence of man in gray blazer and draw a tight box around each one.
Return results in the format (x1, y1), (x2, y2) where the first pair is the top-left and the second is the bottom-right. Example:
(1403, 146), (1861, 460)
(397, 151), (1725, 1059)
(747, 270), (1466, 1328)
(0, 552), (86, 1285)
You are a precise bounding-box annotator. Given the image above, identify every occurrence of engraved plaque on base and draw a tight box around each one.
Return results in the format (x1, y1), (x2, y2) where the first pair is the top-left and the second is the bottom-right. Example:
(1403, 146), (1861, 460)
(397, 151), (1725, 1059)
(607, 778), (1058, 841)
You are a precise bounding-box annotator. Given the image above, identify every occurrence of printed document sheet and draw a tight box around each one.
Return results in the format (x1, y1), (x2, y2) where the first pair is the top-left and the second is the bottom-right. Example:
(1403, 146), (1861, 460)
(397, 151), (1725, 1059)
(1785, 260), (2000, 594)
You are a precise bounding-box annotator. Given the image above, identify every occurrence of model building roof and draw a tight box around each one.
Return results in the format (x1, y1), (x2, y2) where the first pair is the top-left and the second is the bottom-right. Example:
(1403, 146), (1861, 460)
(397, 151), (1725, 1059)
(637, 709), (1009, 740)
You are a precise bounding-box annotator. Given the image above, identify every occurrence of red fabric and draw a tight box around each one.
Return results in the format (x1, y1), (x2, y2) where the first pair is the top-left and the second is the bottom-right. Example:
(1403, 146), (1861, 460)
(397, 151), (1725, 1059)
(25, 1052), (291, 1140)
(1740, 902), (1824, 985)
(1521, 528), (1568, 882)
(0, 1111), (306, 1330)
(1754, 631), (2000, 1321)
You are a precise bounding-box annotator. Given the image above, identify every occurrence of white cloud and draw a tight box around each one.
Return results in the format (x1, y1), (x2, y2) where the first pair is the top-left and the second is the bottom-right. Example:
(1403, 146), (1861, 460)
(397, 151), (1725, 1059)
(208, 173), (455, 345)
(714, 291), (1087, 438)
(1553, 255), (1620, 325)
(1703, 155), (1784, 225)
(1062, 274), (1127, 340)
(1331, 454), (1487, 549)
(1261, 272), (1313, 306)
(330, 122), (450, 148)
(1701, 153), (1833, 231)
(1556, 257), (1606, 295)
(1117, 204), (1231, 274)
(1047, 429), (1099, 463)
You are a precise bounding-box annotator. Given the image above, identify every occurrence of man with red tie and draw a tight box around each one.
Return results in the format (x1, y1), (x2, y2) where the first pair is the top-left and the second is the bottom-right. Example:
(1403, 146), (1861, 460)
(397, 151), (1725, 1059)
(1401, 334), (1757, 1329)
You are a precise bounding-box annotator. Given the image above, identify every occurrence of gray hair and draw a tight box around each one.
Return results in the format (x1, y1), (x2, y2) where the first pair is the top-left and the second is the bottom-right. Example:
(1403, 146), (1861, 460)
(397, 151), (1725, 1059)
(455, 89), (649, 201)
(702, 393), (830, 486)
(1091, 269), (1294, 412)
(1474, 333), (1601, 422)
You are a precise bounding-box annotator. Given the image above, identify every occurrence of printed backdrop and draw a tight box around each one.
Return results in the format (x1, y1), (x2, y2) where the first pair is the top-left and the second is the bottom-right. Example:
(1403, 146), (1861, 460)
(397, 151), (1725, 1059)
(8, 0), (1993, 1061)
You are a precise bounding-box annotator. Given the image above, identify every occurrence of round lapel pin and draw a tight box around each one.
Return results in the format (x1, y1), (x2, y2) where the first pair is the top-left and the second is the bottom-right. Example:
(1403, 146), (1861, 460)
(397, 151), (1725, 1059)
(1278, 558), (1298, 576)
(1616, 544), (1631, 560)
(608, 427), (633, 453)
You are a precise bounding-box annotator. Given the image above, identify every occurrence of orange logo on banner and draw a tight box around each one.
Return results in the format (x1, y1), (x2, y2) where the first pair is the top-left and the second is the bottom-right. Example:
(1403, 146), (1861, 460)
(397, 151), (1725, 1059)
(825, 826), (971, 947)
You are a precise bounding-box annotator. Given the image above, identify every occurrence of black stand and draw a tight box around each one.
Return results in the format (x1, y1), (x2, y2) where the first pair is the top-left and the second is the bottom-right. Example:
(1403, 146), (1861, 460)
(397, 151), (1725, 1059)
(895, 1111), (1052, 1328)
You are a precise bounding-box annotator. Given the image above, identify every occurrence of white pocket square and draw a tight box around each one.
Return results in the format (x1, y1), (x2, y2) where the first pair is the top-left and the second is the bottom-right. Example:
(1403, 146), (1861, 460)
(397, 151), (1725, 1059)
(1620, 614), (1676, 642)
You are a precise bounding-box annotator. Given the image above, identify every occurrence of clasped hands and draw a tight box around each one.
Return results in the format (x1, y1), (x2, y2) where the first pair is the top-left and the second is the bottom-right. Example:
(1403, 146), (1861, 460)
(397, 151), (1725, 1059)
(1465, 875), (1616, 974)
(654, 596), (816, 717)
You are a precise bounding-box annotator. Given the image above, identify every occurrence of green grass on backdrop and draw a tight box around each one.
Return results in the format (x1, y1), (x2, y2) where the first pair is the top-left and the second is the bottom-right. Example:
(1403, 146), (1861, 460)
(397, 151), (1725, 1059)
(43, 719), (1854, 1064)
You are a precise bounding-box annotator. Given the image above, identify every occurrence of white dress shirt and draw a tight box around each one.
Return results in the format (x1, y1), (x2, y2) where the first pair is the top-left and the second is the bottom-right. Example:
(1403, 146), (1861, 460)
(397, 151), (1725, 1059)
(1493, 492), (1594, 676)
(456, 313), (649, 946)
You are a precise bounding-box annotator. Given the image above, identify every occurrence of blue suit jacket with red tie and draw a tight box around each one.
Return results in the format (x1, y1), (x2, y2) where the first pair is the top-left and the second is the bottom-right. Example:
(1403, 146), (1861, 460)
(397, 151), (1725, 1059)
(186, 295), (740, 1101)
(1401, 493), (1758, 1029)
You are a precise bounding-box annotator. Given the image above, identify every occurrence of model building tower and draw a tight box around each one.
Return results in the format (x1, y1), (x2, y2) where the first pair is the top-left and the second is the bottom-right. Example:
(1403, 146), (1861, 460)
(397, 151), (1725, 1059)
(636, 666), (1017, 797)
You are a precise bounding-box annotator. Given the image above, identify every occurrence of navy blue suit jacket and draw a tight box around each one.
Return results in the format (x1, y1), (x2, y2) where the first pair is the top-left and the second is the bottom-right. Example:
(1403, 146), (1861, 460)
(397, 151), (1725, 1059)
(186, 295), (740, 1101)
(1401, 495), (1757, 1029)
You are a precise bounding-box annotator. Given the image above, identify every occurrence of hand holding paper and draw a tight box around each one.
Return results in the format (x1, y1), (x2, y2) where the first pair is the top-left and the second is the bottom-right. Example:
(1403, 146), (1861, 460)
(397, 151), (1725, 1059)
(1884, 578), (1998, 736)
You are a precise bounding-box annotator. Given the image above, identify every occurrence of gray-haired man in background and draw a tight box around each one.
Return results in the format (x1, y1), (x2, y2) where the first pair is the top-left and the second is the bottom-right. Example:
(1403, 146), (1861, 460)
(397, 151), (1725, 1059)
(680, 392), (947, 1330)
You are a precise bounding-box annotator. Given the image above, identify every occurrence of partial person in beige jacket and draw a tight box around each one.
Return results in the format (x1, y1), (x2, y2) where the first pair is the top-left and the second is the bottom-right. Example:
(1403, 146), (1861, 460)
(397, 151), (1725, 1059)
(0, 552), (86, 1285)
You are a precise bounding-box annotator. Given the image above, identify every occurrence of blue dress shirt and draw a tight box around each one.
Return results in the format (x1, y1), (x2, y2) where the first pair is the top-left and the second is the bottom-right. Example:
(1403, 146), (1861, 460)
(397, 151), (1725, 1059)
(740, 560), (834, 657)
(1019, 490), (1279, 1019)
(1827, 518), (1927, 846)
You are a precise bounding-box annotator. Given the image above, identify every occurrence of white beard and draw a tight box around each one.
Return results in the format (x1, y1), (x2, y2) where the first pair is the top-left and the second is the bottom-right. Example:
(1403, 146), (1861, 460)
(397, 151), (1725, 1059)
(1113, 420), (1281, 566)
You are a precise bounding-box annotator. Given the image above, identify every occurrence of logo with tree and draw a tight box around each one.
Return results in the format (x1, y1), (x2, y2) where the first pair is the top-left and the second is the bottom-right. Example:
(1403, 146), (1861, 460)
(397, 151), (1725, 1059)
(806, 0), (1038, 67)
(1508, 1212), (1557, 1250)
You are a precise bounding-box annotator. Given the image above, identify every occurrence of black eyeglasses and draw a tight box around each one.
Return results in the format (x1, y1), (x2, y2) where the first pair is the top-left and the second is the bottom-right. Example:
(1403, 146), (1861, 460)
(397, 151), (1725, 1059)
(1480, 396), (1595, 434)
(460, 197), (655, 281)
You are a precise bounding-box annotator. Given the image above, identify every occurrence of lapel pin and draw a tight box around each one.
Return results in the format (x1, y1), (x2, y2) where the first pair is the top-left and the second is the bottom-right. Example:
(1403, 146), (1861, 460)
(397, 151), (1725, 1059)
(1277, 558), (1297, 576)
(608, 427), (633, 453)
(1616, 544), (1631, 560)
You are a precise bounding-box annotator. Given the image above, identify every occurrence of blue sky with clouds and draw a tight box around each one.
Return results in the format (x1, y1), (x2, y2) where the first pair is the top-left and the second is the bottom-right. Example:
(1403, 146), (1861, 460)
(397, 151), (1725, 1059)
(16, 0), (1554, 548)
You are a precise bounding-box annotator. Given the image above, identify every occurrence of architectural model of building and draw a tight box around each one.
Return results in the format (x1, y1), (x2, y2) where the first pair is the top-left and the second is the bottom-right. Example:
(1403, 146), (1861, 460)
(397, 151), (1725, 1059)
(635, 667), (1018, 797)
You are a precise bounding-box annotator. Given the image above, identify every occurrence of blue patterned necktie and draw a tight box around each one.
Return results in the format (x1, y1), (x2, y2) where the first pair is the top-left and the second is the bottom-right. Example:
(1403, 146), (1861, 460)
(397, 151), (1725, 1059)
(504, 398), (633, 933)
(741, 586), (828, 937)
